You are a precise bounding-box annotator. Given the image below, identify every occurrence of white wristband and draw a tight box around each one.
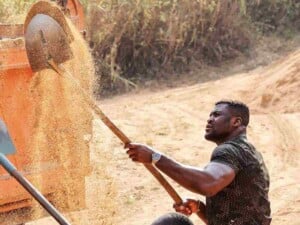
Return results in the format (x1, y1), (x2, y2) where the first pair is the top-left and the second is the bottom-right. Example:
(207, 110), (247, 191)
(152, 152), (162, 164)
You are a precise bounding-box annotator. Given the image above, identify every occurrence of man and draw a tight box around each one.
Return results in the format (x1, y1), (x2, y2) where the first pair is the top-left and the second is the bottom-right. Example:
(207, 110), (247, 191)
(126, 100), (271, 225)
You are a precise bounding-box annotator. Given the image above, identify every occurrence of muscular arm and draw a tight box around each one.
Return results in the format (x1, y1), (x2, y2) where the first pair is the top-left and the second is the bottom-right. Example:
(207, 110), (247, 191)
(126, 143), (236, 197)
(155, 155), (235, 197)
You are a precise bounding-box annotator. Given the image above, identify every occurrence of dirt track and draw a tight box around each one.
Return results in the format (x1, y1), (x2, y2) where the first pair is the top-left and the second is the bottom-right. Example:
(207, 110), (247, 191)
(29, 48), (300, 224)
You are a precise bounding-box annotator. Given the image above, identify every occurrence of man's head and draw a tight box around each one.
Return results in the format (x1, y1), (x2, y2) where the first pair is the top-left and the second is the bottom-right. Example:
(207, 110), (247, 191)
(204, 100), (249, 144)
(151, 213), (194, 225)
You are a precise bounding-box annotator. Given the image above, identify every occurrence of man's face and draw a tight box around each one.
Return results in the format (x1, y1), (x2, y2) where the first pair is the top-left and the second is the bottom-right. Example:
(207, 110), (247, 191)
(204, 104), (235, 143)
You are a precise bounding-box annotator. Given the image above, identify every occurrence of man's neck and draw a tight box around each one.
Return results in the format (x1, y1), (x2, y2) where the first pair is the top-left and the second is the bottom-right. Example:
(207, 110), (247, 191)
(216, 127), (246, 145)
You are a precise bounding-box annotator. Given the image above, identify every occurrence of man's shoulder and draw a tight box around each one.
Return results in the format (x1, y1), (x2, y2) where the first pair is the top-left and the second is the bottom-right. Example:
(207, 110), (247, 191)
(212, 141), (242, 157)
(210, 142), (244, 173)
(211, 135), (259, 170)
(218, 135), (256, 155)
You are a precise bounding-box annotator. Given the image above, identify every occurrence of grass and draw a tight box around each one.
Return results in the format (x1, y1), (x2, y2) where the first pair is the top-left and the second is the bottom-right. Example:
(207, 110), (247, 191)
(86, 0), (250, 96)
(1, 0), (299, 96)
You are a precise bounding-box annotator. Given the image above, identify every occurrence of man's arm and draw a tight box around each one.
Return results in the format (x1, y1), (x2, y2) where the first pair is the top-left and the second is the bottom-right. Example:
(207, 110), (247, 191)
(156, 155), (235, 196)
(126, 143), (236, 197)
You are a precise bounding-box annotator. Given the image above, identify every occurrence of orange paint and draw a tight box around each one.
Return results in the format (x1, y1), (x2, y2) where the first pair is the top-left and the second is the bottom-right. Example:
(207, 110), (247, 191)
(0, 0), (88, 214)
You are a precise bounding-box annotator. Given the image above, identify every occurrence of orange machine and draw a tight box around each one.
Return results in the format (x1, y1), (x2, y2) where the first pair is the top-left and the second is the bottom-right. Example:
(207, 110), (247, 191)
(0, 1), (89, 224)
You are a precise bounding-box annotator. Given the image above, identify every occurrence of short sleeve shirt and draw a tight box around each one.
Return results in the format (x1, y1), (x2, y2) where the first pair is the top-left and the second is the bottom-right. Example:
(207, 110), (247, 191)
(205, 134), (271, 225)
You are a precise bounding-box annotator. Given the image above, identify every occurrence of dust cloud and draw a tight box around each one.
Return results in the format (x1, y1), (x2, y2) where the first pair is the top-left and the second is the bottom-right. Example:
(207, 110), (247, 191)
(27, 18), (117, 225)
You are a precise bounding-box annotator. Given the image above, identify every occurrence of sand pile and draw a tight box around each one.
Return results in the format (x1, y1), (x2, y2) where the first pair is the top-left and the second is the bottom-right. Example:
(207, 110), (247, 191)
(77, 47), (300, 225)
(248, 49), (300, 113)
(27, 18), (117, 224)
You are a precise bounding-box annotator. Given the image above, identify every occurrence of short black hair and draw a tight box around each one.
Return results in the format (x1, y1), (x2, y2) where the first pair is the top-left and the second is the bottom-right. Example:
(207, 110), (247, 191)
(215, 100), (250, 126)
(151, 213), (194, 225)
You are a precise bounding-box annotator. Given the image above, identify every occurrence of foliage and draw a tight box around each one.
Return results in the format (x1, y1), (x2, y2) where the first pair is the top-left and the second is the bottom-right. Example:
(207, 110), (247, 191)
(246, 0), (300, 35)
(86, 0), (250, 95)
(1, 0), (299, 96)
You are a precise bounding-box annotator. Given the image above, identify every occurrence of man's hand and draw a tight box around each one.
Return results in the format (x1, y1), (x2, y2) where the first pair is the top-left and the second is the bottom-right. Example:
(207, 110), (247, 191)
(125, 143), (155, 163)
(173, 199), (206, 216)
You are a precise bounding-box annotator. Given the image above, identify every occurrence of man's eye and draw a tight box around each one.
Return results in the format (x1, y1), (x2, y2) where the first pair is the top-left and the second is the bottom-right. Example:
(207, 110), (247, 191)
(209, 112), (220, 117)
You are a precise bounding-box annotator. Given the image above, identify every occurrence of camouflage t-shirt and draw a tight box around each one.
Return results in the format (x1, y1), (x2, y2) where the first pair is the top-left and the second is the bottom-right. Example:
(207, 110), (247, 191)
(205, 134), (271, 225)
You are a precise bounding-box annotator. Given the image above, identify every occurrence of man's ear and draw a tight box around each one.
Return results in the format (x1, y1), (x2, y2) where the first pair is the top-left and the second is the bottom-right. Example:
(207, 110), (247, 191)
(233, 117), (242, 127)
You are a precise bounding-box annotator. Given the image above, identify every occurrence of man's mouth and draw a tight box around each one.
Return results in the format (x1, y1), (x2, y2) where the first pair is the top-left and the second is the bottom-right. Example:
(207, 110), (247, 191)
(205, 125), (213, 132)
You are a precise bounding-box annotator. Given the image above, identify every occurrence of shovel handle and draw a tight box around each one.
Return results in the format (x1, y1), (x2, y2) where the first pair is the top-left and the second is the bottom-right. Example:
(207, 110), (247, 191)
(91, 102), (183, 201)
(0, 154), (71, 225)
(67, 68), (184, 204)
(91, 102), (131, 144)
(97, 108), (207, 224)
(48, 60), (207, 223)
(89, 92), (208, 224)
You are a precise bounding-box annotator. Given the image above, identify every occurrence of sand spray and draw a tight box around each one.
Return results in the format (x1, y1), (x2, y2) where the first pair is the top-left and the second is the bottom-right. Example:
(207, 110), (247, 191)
(27, 18), (118, 225)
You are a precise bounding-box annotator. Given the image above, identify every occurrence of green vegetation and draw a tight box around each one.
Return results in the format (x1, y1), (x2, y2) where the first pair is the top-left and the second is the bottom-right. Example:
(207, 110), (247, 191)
(85, 0), (300, 95)
(246, 0), (300, 35)
(1, 0), (299, 95)
(86, 0), (250, 95)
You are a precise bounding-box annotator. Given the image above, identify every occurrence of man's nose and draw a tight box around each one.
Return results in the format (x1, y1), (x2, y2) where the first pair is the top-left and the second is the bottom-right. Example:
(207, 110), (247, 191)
(207, 116), (213, 123)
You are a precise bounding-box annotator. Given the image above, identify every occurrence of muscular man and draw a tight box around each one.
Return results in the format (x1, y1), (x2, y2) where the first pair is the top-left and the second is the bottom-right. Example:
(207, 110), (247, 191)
(126, 100), (271, 225)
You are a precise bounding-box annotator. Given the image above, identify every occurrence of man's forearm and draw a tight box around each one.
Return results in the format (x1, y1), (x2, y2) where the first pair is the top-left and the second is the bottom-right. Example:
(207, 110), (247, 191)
(155, 154), (215, 196)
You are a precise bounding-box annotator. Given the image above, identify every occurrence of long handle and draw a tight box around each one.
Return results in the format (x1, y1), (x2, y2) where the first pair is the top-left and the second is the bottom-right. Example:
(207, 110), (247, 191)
(91, 104), (207, 223)
(48, 60), (182, 200)
(48, 60), (207, 223)
(0, 154), (71, 225)
(90, 101), (183, 202)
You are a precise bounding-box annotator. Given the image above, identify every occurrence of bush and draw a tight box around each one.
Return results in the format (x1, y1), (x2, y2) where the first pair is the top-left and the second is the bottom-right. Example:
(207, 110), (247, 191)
(246, 0), (300, 34)
(86, 0), (250, 96)
(3, 0), (299, 96)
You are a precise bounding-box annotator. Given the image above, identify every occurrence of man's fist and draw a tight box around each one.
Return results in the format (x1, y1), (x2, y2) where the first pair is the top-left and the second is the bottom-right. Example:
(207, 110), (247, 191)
(125, 143), (155, 163)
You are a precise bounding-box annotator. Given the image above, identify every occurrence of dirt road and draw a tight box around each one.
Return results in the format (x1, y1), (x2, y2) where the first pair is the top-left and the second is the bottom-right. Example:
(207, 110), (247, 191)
(28, 48), (300, 225)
